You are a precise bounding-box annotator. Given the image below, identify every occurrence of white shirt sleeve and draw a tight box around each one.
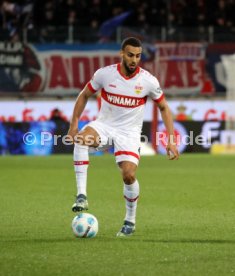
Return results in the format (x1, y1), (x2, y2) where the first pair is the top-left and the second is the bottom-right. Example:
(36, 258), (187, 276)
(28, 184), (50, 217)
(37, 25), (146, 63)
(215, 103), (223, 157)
(87, 68), (104, 93)
(148, 76), (164, 103)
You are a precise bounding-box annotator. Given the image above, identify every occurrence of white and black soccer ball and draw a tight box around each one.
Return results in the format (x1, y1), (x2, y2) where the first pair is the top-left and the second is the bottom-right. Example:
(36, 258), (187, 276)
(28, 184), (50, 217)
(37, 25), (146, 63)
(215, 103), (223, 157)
(71, 213), (98, 238)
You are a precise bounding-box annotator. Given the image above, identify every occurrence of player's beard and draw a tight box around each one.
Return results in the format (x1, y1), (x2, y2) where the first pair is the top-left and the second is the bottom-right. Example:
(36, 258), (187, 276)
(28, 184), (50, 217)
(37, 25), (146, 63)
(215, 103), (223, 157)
(123, 60), (137, 75)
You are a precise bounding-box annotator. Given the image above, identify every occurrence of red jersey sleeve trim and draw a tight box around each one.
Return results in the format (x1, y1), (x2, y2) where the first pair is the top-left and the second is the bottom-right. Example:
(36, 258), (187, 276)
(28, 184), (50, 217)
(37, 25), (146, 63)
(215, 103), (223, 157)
(87, 82), (97, 93)
(153, 93), (164, 103)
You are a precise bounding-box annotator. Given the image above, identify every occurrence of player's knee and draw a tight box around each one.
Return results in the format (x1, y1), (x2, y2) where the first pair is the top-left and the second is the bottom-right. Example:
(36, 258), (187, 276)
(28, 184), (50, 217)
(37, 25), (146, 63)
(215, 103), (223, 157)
(75, 129), (100, 147)
(122, 171), (136, 184)
(73, 133), (86, 145)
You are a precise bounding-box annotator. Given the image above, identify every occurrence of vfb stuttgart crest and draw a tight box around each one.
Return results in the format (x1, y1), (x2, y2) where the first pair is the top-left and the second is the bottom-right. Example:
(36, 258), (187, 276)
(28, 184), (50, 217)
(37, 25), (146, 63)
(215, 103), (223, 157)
(134, 84), (143, 94)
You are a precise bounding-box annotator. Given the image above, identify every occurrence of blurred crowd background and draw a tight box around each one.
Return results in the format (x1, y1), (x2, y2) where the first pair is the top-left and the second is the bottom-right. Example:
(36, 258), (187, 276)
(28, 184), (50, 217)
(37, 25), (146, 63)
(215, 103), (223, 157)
(1, 0), (235, 42)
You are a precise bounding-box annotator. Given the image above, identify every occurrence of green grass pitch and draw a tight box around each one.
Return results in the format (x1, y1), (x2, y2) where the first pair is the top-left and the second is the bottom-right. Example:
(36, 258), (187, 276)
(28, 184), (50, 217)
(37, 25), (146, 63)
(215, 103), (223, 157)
(1, 154), (235, 276)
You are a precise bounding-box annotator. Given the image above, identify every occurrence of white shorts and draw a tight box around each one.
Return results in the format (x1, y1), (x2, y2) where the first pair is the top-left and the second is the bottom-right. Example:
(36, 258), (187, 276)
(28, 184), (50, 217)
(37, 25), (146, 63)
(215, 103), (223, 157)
(85, 120), (141, 165)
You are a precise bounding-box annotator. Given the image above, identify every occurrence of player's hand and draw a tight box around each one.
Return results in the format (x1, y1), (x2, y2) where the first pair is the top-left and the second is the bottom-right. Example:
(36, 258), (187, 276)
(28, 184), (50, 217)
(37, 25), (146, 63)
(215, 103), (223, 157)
(166, 142), (179, 160)
(67, 127), (78, 143)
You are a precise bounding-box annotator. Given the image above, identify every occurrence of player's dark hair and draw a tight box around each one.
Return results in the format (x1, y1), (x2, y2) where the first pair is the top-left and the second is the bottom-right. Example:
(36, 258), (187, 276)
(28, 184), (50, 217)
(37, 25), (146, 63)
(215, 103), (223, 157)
(121, 37), (142, 50)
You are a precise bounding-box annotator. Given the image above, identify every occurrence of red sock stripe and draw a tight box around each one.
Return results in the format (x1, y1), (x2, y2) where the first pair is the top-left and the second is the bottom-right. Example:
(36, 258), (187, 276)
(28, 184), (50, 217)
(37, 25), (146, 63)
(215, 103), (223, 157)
(115, 151), (140, 160)
(74, 161), (89, 165)
(124, 195), (139, 202)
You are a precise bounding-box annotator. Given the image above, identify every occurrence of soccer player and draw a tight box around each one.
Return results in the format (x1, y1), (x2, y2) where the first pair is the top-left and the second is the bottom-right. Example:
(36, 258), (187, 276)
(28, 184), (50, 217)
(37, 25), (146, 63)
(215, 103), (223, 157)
(68, 37), (179, 237)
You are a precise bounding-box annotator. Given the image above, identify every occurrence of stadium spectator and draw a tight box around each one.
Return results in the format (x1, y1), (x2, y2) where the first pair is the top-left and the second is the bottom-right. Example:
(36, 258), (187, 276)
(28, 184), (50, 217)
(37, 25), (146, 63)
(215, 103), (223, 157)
(49, 108), (67, 122)
(0, 0), (33, 41)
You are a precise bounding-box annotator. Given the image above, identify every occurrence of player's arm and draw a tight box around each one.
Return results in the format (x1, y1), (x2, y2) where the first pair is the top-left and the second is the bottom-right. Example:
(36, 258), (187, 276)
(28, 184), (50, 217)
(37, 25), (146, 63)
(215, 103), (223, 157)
(68, 84), (94, 140)
(157, 98), (179, 160)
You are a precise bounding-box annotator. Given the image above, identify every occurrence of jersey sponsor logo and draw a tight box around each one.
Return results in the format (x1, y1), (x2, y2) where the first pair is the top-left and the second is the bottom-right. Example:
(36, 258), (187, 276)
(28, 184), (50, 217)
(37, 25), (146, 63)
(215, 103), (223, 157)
(101, 89), (147, 108)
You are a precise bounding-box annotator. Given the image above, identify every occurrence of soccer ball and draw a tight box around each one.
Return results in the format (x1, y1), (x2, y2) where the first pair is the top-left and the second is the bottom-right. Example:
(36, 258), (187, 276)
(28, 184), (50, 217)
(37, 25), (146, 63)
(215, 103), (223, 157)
(71, 213), (98, 238)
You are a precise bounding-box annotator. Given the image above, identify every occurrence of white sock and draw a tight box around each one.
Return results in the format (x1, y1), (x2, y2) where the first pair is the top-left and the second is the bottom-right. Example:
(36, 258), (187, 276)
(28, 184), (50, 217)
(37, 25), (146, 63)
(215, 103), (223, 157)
(123, 180), (139, 224)
(73, 143), (89, 196)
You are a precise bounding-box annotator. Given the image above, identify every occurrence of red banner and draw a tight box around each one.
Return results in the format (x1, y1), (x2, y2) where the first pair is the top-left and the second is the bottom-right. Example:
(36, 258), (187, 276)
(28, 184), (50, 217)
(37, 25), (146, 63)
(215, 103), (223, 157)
(0, 42), (215, 95)
(144, 43), (214, 95)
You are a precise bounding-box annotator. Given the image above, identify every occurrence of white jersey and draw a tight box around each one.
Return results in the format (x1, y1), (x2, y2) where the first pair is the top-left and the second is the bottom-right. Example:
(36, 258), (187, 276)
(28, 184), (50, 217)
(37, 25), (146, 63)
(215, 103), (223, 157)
(88, 63), (164, 133)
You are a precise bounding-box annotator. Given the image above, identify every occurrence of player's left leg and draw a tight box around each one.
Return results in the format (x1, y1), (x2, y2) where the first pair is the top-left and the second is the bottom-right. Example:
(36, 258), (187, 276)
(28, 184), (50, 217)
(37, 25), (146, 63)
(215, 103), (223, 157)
(113, 129), (141, 236)
(116, 160), (139, 236)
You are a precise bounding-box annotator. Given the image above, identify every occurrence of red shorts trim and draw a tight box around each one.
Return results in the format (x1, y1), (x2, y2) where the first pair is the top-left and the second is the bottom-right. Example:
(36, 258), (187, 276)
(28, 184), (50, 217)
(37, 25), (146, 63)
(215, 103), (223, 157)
(114, 151), (140, 160)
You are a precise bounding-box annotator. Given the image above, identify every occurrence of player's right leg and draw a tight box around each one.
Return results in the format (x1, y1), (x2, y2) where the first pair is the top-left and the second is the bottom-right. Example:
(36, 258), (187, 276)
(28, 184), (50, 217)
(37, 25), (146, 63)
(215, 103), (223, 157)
(72, 126), (101, 212)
